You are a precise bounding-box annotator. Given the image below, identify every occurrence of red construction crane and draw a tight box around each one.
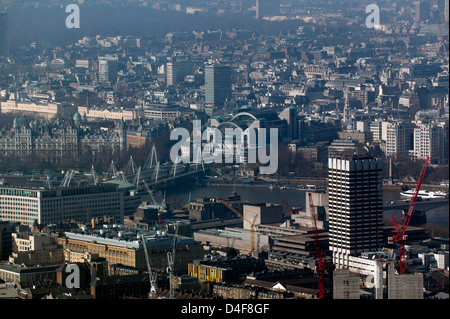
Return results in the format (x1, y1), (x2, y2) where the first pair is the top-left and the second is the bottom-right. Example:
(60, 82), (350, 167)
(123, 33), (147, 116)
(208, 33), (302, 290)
(390, 157), (429, 274)
(308, 192), (325, 299)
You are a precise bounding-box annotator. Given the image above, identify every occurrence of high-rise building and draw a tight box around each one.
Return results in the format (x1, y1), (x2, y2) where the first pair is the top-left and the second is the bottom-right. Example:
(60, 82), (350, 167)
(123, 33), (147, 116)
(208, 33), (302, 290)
(415, 0), (430, 22)
(205, 64), (232, 107)
(98, 59), (118, 84)
(255, 0), (280, 19)
(166, 61), (194, 86)
(0, 10), (8, 57)
(328, 156), (384, 269)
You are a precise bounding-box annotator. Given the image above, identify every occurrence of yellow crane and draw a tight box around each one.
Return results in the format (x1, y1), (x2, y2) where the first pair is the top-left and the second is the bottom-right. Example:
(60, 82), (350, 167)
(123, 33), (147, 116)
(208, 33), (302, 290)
(218, 199), (258, 255)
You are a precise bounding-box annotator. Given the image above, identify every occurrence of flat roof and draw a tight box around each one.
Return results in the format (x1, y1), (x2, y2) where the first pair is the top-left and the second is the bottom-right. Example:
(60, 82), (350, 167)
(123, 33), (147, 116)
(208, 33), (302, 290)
(102, 180), (136, 189)
(196, 228), (243, 240)
(63, 226), (196, 249)
(0, 263), (59, 274)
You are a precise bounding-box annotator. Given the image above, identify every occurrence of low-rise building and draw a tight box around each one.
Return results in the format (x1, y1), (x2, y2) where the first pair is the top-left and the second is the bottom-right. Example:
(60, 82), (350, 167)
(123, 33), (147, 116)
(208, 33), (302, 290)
(0, 263), (59, 284)
(0, 184), (124, 227)
(57, 225), (203, 273)
(0, 98), (77, 121)
(8, 248), (64, 267)
(78, 106), (143, 122)
(188, 256), (264, 283)
(12, 232), (57, 252)
(333, 269), (360, 299)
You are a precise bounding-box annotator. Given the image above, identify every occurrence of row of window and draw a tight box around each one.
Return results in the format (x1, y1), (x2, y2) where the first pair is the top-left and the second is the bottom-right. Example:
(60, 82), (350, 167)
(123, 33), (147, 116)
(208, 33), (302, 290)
(0, 189), (38, 197)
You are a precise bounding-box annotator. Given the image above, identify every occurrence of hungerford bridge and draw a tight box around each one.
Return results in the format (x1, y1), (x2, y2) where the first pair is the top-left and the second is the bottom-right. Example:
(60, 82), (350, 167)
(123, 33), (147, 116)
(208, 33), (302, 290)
(94, 112), (264, 191)
(98, 145), (210, 191)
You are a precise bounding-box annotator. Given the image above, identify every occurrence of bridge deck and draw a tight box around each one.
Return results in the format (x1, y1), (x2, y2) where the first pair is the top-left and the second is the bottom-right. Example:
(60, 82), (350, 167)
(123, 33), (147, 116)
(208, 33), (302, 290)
(383, 198), (449, 211)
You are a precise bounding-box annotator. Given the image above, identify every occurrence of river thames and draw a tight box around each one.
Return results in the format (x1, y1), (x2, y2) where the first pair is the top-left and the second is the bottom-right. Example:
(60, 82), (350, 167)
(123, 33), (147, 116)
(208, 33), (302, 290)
(166, 184), (449, 237)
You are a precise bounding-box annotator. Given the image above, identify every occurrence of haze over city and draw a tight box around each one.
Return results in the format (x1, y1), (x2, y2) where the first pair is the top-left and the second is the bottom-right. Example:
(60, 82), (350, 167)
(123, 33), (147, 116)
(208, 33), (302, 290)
(0, 0), (448, 307)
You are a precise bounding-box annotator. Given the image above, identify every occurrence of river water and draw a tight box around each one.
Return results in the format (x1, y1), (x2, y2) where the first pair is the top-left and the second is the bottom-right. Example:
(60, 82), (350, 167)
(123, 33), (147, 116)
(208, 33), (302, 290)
(166, 184), (449, 236)
(2, 174), (448, 236)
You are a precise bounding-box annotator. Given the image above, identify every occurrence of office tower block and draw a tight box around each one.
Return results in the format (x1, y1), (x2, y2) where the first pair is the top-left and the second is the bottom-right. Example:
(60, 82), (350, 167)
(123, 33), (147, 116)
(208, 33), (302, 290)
(415, 0), (430, 22)
(255, 0), (280, 19)
(0, 10), (8, 57)
(205, 64), (232, 107)
(279, 107), (299, 140)
(98, 59), (118, 84)
(166, 61), (194, 86)
(412, 121), (447, 164)
(0, 184), (124, 227)
(328, 156), (384, 269)
(381, 121), (414, 158)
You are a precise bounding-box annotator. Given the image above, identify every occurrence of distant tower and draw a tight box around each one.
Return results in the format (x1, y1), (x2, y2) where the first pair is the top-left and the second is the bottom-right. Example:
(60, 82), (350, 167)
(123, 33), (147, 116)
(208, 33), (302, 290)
(343, 104), (352, 124)
(415, 0), (430, 22)
(255, 0), (280, 19)
(166, 60), (194, 86)
(0, 9), (8, 58)
(98, 58), (118, 84)
(205, 64), (232, 107)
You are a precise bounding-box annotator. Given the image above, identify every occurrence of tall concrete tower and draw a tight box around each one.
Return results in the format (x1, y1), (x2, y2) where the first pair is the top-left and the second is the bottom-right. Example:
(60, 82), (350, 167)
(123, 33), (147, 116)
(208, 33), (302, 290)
(328, 155), (384, 269)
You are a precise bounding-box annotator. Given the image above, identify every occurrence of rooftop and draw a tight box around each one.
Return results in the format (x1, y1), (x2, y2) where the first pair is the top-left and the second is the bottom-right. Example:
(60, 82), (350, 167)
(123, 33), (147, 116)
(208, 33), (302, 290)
(0, 263), (59, 274)
(63, 224), (196, 249)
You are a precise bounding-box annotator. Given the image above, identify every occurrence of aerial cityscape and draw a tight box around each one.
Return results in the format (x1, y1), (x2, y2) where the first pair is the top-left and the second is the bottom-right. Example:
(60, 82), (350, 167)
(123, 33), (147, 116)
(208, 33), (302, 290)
(0, 0), (448, 306)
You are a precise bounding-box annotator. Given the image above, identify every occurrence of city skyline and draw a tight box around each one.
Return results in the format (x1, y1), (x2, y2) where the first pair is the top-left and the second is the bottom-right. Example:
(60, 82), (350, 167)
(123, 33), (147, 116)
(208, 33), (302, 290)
(0, 0), (448, 305)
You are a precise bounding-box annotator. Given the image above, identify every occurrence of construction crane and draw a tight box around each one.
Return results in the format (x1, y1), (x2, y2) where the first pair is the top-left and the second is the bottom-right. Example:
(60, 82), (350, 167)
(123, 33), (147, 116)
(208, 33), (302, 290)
(167, 223), (178, 299)
(389, 157), (429, 274)
(307, 192), (325, 299)
(140, 234), (158, 299)
(142, 180), (166, 224)
(219, 199), (257, 255)
(143, 180), (158, 206)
